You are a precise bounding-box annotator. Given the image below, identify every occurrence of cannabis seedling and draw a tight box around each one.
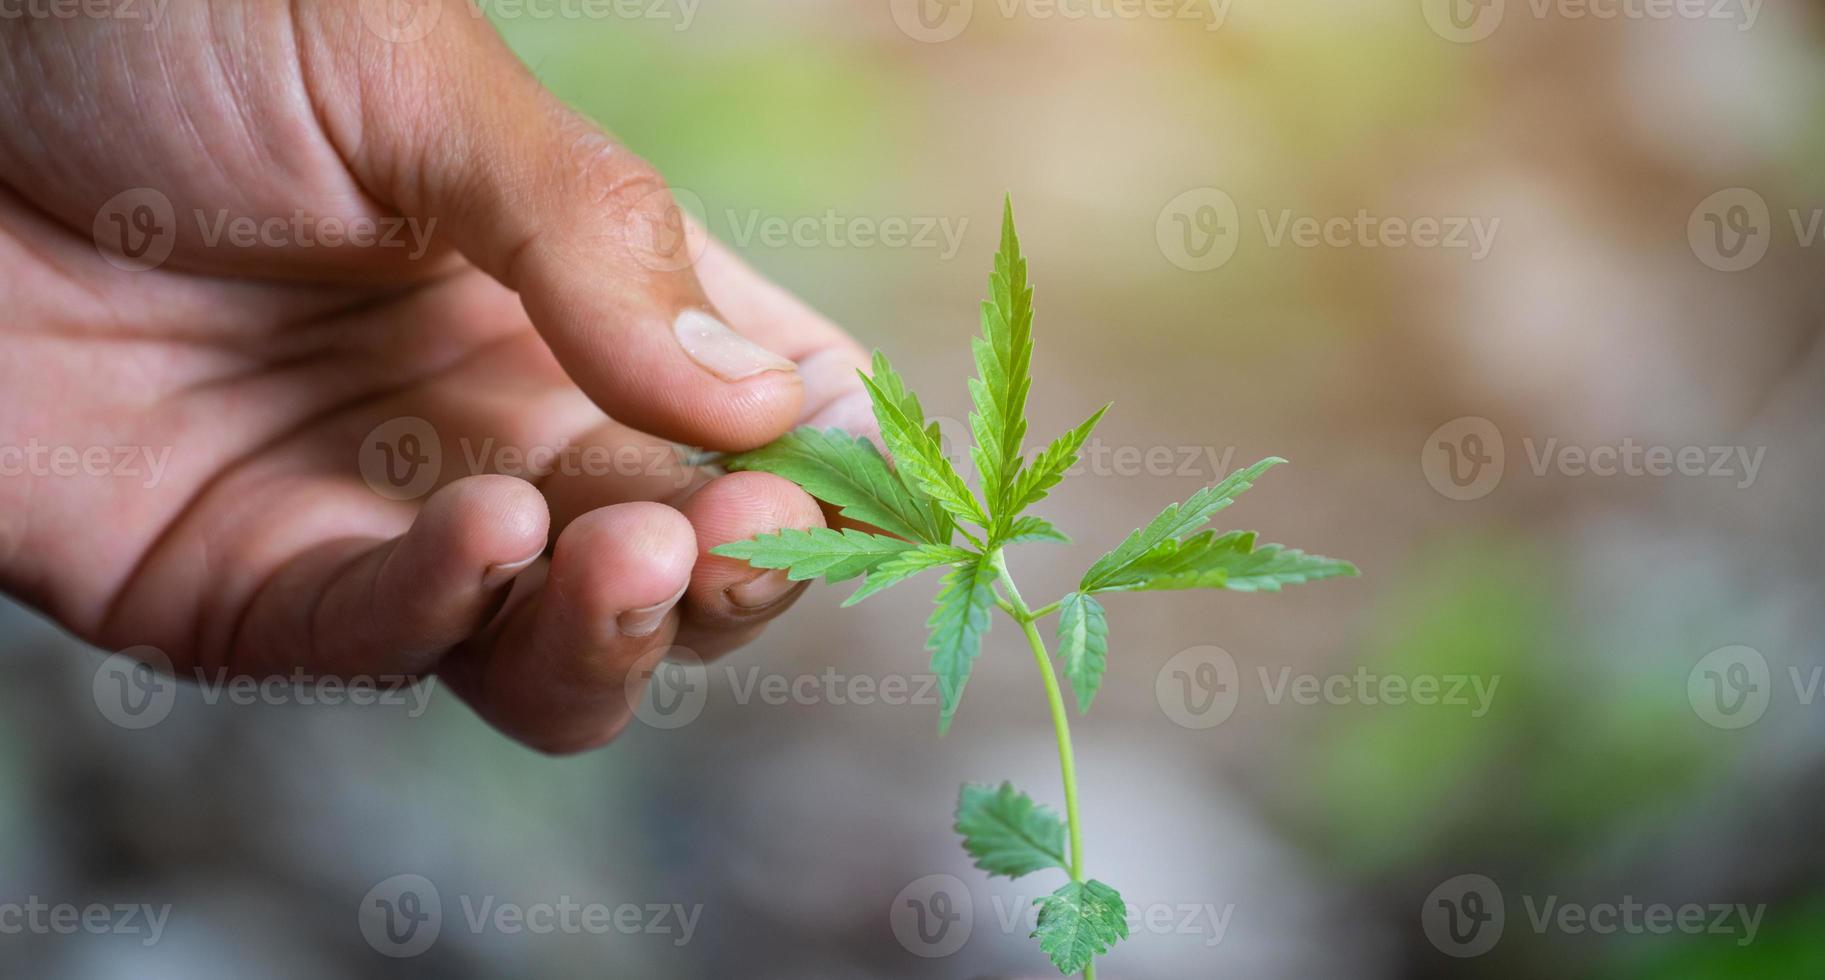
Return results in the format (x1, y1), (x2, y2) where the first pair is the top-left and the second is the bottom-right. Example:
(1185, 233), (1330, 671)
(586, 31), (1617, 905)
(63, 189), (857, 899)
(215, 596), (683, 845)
(712, 198), (1357, 977)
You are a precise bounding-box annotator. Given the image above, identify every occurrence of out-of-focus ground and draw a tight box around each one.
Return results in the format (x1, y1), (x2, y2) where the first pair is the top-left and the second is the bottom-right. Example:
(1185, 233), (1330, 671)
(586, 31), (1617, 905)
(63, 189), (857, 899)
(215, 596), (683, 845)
(5, 1), (1825, 977)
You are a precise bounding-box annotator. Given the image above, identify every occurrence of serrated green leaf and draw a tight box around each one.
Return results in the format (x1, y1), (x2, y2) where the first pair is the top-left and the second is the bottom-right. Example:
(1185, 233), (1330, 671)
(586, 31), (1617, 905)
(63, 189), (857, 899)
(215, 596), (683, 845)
(710, 527), (914, 584)
(1056, 592), (1109, 713)
(1079, 457), (1285, 592)
(1032, 879), (1129, 973)
(1091, 529), (1359, 593)
(1002, 515), (1070, 546)
(862, 353), (988, 531)
(842, 543), (976, 606)
(723, 427), (949, 544)
(928, 559), (997, 734)
(954, 782), (1068, 879)
(1004, 404), (1108, 518)
(969, 196), (1035, 531)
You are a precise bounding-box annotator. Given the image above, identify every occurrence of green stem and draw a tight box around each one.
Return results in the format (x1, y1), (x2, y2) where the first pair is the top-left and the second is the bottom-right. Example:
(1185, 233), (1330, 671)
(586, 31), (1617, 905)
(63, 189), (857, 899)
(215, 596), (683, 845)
(990, 552), (1095, 980)
(1027, 598), (1063, 621)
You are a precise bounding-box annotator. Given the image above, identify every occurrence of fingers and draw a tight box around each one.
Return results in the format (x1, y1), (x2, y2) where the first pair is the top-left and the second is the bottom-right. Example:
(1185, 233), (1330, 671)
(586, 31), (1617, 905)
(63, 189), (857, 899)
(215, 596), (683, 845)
(674, 471), (824, 657)
(456, 501), (695, 754)
(234, 475), (549, 678)
(297, 3), (803, 451)
(693, 234), (877, 435)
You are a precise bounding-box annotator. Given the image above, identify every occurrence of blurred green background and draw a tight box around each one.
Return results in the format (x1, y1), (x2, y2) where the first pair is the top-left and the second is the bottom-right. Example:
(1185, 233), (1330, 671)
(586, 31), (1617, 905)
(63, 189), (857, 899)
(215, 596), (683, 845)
(5, 1), (1824, 977)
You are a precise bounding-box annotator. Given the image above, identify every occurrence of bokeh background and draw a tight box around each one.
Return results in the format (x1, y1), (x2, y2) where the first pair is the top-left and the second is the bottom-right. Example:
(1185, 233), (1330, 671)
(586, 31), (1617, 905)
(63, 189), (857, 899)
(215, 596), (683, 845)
(5, 0), (1825, 976)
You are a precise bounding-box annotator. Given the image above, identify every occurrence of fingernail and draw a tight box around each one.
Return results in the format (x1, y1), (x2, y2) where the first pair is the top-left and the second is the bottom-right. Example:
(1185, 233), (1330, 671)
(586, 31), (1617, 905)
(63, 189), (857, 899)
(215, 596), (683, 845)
(726, 568), (799, 610)
(804, 388), (879, 439)
(674, 309), (797, 382)
(616, 583), (686, 638)
(481, 552), (541, 591)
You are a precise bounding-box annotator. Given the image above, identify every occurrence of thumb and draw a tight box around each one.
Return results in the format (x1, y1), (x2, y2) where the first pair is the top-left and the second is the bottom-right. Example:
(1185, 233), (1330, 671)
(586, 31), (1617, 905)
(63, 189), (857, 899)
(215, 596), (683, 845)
(303, 1), (803, 451)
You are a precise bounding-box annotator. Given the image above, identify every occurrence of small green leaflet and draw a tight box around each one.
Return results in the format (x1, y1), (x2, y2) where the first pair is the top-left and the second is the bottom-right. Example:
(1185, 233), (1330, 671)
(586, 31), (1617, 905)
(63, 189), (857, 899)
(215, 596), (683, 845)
(1032, 879), (1130, 973)
(709, 527), (913, 583)
(723, 427), (949, 545)
(927, 559), (998, 734)
(1004, 404), (1108, 517)
(1079, 456), (1285, 592)
(1089, 529), (1358, 593)
(969, 196), (1035, 532)
(954, 782), (1068, 878)
(1056, 592), (1108, 713)
(861, 352), (988, 531)
(1002, 515), (1070, 546)
(842, 543), (975, 607)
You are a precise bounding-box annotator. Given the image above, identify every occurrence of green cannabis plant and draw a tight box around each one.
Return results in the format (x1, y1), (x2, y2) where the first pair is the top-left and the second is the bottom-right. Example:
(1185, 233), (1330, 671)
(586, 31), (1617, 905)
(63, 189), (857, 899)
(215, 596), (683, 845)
(713, 197), (1357, 976)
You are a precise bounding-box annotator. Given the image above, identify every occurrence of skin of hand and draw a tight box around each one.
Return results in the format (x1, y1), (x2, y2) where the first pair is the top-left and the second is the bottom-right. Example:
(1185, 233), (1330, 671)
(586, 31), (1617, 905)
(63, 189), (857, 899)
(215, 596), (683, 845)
(0, 1), (880, 753)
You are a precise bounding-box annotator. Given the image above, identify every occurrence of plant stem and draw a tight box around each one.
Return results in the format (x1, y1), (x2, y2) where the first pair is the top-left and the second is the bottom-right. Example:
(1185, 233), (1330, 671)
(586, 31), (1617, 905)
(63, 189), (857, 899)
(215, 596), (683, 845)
(990, 552), (1095, 980)
(1027, 598), (1063, 621)
(1016, 615), (1086, 881)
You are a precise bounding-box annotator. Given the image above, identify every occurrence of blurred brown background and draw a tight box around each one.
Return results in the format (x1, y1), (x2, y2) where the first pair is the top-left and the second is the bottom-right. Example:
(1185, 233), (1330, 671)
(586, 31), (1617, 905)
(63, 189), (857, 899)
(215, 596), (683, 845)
(4, 0), (1824, 976)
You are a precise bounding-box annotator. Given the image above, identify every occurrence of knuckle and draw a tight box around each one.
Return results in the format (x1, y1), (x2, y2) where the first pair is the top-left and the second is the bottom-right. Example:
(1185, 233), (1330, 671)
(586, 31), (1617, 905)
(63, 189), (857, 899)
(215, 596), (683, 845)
(557, 122), (670, 222)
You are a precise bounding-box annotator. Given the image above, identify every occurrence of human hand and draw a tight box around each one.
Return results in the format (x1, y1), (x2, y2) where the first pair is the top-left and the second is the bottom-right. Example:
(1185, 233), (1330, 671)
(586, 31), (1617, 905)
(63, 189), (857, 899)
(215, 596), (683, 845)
(0, 1), (876, 751)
